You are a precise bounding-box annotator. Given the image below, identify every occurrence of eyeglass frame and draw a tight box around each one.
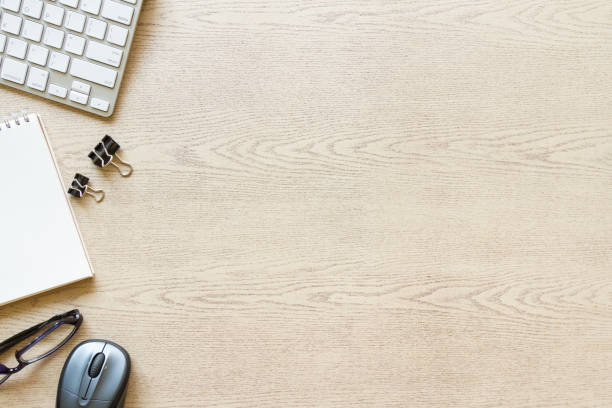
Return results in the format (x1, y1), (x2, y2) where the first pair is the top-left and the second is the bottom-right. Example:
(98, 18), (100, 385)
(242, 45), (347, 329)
(0, 309), (83, 386)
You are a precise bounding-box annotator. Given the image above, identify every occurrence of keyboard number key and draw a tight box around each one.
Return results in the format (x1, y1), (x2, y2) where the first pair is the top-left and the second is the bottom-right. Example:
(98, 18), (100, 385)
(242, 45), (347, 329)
(43, 26), (64, 48)
(48, 83), (68, 98)
(1, 13), (22, 35)
(22, 0), (43, 19)
(86, 17), (106, 39)
(26, 66), (48, 91)
(43, 3), (64, 26)
(107, 24), (127, 46)
(48, 51), (70, 72)
(69, 90), (88, 104)
(90, 97), (109, 112)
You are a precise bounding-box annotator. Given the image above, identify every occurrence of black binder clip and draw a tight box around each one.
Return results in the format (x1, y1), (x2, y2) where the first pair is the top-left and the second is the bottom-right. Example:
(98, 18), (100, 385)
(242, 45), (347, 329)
(88, 135), (133, 177)
(67, 173), (105, 203)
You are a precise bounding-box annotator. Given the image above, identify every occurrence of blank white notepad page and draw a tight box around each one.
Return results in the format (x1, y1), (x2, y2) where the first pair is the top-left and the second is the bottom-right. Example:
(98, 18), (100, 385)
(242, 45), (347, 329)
(0, 113), (93, 306)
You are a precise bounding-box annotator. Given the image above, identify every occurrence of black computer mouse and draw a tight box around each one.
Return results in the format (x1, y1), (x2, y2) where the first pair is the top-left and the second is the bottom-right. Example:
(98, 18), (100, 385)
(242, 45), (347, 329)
(56, 340), (131, 408)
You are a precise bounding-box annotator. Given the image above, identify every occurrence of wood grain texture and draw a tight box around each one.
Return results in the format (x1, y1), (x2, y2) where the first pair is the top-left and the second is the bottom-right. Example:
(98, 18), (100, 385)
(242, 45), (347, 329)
(2, 0), (612, 406)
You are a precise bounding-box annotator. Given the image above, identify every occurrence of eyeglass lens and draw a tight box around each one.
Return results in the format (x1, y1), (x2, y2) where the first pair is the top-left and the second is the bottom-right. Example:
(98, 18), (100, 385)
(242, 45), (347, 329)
(0, 311), (80, 385)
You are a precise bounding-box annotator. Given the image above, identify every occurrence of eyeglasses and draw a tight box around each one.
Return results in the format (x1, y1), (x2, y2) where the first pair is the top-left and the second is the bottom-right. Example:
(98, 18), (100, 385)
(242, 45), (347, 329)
(0, 309), (83, 386)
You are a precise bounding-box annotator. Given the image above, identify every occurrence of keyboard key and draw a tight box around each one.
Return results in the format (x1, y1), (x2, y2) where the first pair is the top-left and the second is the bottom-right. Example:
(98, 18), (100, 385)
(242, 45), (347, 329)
(69, 89), (88, 104)
(86, 40), (122, 67)
(6, 37), (27, 59)
(0, 0), (138, 117)
(27, 43), (48, 65)
(107, 24), (127, 46)
(70, 57), (116, 88)
(22, 0), (43, 19)
(0, 0), (138, 116)
(1, 12), (22, 35)
(59, 0), (78, 8)
(26, 66), (48, 90)
(48, 51), (69, 72)
(65, 10), (85, 32)
(101, 0), (132, 25)
(71, 80), (90, 94)
(43, 26), (64, 48)
(1, 57), (28, 84)
(22, 19), (43, 42)
(48, 83), (67, 98)
(0, 0), (21, 12)
(65, 33), (85, 55)
(85, 17), (106, 39)
(43, 3), (64, 26)
(80, 0), (100, 15)
(90, 97), (109, 111)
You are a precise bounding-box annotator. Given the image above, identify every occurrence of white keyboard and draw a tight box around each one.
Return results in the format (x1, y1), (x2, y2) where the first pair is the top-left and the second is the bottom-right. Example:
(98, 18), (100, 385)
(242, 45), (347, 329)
(0, 0), (141, 117)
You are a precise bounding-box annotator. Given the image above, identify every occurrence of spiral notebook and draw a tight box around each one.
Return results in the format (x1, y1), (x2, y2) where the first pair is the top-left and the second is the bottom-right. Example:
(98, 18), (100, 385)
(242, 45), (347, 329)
(0, 112), (94, 307)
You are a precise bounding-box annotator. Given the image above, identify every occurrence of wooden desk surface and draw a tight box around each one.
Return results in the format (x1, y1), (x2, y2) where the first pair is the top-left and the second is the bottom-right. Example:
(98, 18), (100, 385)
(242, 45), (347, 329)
(2, 1), (612, 406)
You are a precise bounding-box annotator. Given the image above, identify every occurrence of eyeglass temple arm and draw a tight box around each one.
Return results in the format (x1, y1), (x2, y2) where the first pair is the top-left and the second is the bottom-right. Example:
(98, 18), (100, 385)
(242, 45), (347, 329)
(0, 310), (80, 354)
(0, 321), (49, 354)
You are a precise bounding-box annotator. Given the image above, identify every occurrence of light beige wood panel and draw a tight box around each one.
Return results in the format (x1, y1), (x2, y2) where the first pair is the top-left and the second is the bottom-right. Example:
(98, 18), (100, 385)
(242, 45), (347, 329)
(1, 0), (612, 406)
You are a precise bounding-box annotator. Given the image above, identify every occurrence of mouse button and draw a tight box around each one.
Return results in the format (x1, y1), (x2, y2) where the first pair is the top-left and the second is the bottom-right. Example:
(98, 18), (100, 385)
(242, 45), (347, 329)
(79, 399), (113, 408)
(60, 342), (105, 395)
(57, 388), (80, 408)
(78, 375), (91, 400)
(84, 374), (103, 401)
(57, 390), (110, 408)
(91, 345), (129, 401)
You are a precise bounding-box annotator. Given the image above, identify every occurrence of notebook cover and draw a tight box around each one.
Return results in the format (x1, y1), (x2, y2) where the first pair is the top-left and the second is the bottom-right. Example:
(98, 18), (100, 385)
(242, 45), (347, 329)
(0, 113), (94, 306)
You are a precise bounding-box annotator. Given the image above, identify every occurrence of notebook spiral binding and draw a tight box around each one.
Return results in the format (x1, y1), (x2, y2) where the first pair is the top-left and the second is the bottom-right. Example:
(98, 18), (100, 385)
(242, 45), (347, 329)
(0, 110), (30, 132)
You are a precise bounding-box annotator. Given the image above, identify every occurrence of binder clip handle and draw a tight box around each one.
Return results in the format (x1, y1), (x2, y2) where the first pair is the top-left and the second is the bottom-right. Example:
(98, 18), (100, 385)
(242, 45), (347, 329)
(85, 187), (105, 202)
(109, 152), (133, 177)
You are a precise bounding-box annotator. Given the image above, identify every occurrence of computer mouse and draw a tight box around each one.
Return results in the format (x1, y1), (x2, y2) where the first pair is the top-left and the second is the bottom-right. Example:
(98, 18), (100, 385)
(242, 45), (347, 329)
(56, 340), (131, 408)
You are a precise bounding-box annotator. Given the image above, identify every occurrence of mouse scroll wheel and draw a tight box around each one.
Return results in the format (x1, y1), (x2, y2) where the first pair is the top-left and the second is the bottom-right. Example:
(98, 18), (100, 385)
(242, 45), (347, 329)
(88, 352), (106, 378)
